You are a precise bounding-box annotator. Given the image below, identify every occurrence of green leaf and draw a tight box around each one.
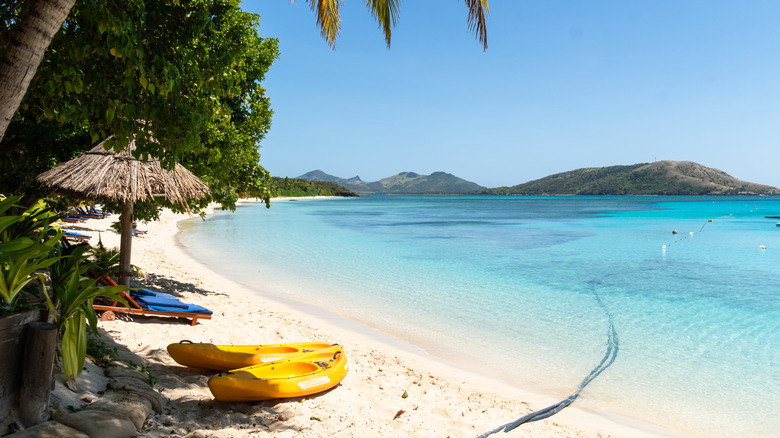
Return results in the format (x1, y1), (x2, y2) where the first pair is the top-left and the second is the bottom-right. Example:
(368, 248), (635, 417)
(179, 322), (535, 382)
(0, 216), (24, 236)
(0, 237), (35, 257)
(62, 310), (87, 381)
(0, 196), (21, 215)
(84, 299), (99, 334)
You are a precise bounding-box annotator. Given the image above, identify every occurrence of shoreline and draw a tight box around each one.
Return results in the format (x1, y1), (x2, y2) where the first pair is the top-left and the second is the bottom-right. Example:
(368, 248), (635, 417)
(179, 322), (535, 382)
(68, 200), (688, 437)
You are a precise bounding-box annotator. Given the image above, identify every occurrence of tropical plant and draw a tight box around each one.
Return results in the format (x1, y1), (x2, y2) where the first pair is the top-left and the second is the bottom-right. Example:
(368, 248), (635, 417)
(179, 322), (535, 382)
(0, 195), (63, 311)
(1, 193), (129, 383)
(43, 244), (127, 384)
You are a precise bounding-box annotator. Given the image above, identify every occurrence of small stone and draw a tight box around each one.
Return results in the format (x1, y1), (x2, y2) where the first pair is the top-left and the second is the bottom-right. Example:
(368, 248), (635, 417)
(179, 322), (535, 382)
(6, 420), (89, 438)
(107, 378), (165, 413)
(105, 366), (152, 385)
(54, 410), (136, 438)
(86, 391), (153, 431)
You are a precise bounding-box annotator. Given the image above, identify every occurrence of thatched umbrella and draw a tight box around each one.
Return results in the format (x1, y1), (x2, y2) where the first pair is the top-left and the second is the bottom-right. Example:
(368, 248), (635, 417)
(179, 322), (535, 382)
(37, 137), (210, 286)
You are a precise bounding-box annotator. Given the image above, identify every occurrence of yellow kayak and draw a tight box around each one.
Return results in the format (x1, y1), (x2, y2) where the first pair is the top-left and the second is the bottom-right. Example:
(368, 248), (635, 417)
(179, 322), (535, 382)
(166, 341), (335, 370)
(208, 344), (348, 401)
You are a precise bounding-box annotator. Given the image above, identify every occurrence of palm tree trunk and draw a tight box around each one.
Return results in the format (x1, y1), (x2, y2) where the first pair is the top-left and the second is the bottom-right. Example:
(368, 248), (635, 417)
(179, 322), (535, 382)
(119, 201), (134, 287)
(0, 0), (76, 144)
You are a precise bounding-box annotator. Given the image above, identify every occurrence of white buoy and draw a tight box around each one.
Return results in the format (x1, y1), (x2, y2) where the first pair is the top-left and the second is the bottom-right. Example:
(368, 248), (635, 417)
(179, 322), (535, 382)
(662, 245), (667, 251)
(760, 245), (767, 250)
(689, 232), (694, 236)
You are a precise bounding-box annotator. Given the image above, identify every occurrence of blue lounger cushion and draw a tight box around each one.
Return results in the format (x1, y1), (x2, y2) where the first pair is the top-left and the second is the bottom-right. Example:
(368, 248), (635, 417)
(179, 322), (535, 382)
(132, 288), (178, 300)
(65, 231), (91, 238)
(130, 289), (213, 315)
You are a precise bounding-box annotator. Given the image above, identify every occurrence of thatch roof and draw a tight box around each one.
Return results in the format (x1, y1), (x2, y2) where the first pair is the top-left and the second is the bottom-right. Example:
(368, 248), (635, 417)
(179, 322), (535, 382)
(37, 137), (210, 206)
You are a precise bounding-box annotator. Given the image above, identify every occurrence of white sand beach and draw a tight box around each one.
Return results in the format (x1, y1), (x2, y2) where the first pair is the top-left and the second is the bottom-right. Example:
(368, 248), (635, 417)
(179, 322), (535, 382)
(62, 200), (686, 438)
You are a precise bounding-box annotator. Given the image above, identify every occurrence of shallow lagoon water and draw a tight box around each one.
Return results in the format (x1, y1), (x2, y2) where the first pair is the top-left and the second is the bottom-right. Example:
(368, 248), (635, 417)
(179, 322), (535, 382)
(179, 196), (780, 437)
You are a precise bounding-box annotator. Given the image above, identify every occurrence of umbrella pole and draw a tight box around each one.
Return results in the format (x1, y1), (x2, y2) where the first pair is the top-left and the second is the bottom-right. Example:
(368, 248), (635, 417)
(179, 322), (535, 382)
(119, 201), (134, 287)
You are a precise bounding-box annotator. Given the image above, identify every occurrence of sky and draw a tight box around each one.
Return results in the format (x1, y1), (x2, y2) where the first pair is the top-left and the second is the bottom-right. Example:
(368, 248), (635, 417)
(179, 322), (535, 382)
(243, 1), (780, 188)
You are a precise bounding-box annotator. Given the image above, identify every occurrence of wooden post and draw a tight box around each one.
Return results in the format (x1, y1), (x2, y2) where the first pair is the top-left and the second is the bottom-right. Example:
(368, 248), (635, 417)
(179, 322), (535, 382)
(0, 310), (40, 422)
(19, 321), (57, 427)
(119, 201), (134, 287)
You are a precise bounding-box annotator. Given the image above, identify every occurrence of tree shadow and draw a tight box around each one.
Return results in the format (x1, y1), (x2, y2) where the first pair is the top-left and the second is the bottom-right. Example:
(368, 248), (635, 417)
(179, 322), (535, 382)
(131, 272), (227, 298)
(160, 396), (310, 435)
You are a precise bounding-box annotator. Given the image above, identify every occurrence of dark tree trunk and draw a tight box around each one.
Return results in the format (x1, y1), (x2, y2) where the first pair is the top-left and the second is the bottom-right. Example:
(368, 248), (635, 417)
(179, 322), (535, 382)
(0, 0), (76, 143)
(119, 201), (134, 287)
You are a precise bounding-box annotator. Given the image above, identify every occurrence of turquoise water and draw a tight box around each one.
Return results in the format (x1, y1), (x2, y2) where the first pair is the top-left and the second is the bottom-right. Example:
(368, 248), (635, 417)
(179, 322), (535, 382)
(178, 196), (780, 437)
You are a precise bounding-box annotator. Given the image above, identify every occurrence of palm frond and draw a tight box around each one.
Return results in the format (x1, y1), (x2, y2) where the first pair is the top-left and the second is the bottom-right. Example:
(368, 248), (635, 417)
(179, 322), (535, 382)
(465, 0), (489, 51)
(301, 0), (488, 50)
(307, 0), (343, 48)
(366, 0), (400, 48)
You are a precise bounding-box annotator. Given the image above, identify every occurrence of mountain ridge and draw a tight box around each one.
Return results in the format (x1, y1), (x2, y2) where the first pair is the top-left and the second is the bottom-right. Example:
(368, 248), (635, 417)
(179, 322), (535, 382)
(485, 161), (780, 195)
(296, 170), (486, 194)
(296, 161), (780, 196)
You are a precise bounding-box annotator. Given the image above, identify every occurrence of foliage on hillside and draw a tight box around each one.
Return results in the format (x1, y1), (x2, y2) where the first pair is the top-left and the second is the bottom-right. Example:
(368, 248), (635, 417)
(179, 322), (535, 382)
(485, 161), (780, 196)
(269, 178), (356, 198)
(297, 170), (485, 194)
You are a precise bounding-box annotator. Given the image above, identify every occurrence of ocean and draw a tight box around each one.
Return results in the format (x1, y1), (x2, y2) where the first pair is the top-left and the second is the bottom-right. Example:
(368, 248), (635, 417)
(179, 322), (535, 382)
(177, 195), (780, 437)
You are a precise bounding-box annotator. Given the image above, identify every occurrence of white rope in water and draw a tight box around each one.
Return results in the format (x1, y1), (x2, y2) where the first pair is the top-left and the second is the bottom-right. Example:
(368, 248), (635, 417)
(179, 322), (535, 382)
(664, 215), (732, 250)
(477, 280), (619, 437)
(479, 214), (738, 436)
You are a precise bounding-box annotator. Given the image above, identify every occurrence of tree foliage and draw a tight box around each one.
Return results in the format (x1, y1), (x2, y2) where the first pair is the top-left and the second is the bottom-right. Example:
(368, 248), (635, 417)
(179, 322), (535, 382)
(269, 177), (356, 198)
(1, 0), (279, 216)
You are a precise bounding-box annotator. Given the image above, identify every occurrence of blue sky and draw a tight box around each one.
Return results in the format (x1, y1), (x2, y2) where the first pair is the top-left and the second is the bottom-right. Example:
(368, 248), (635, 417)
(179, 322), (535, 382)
(244, 1), (780, 188)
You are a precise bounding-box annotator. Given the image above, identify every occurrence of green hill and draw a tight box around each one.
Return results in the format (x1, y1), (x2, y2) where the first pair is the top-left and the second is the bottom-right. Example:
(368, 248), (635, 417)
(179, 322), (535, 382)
(296, 170), (485, 194)
(486, 161), (780, 195)
(269, 177), (356, 197)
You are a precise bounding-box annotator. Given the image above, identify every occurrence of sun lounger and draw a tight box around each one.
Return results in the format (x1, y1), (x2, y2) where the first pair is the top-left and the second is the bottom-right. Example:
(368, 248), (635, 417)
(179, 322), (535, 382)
(64, 230), (92, 243)
(74, 207), (105, 219)
(131, 289), (212, 314)
(88, 205), (109, 216)
(90, 271), (212, 326)
(60, 216), (87, 223)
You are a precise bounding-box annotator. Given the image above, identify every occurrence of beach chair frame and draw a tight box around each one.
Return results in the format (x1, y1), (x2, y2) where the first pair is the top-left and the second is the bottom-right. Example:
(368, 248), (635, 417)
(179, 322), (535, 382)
(89, 271), (211, 326)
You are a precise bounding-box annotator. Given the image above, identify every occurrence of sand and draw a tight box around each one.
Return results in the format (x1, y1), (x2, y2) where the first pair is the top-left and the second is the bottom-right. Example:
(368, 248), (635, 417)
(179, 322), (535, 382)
(62, 200), (686, 438)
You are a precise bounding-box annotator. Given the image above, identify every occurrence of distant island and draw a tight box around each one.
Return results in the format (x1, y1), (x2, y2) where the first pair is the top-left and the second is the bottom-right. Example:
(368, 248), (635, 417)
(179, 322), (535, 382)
(291, 161), (780, 196)
(296, 170), (485, 194)
(484, 161), (780, 196)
